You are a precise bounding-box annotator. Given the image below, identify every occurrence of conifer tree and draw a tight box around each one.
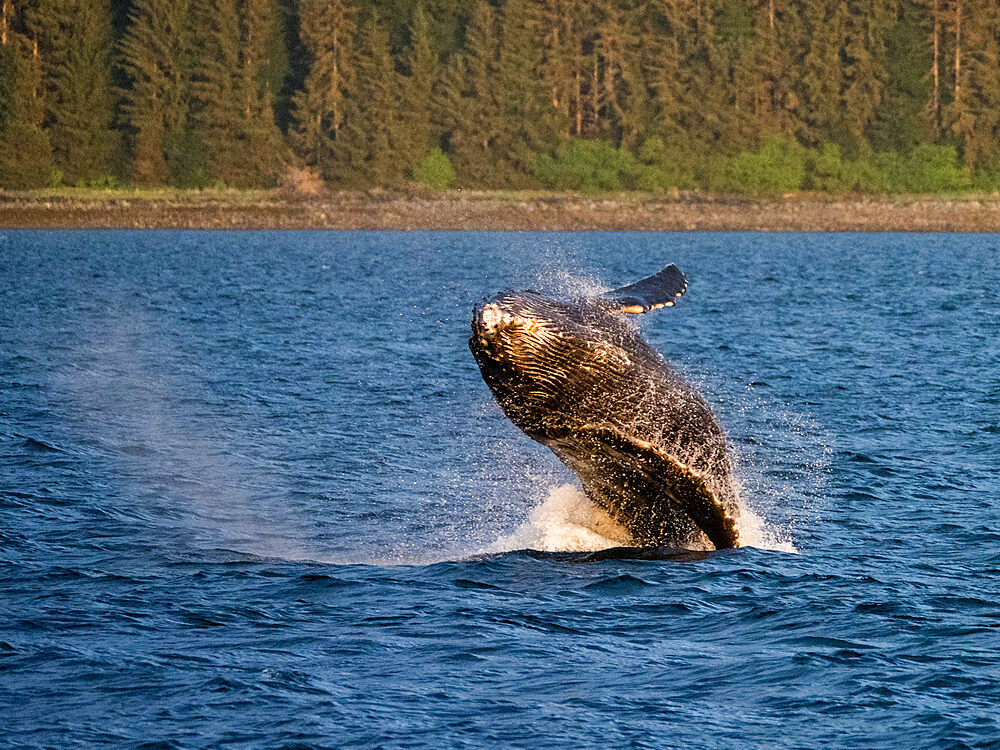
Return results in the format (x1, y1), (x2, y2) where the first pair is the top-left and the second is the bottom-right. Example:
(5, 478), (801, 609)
(755, 0), (806, 139)
(952, 0), (1000, 167)
(400, 2), (437, 168)
(239, 0), (286, 180)
(592, 0), (647, 147)
(926, 0), (942, 134)
(0, 0), (52, 187)
(25, 0), (117, 182)
(643, 0), (685, 144)
(531, 0), (585, 138)
(337, 12), (403, 184)
(189, 0), (283, 187)
(423, 0), (462, 58)
(436, 0), (500, 184)
(290, 0), (356, 178)
(189, 0), (244, 183)
(842, 0), (895, 142)
(802, 0), (848, 144)
(120, 0), (193, 185)
(675, 0), (731, 151)
(495, 0), (554, 181)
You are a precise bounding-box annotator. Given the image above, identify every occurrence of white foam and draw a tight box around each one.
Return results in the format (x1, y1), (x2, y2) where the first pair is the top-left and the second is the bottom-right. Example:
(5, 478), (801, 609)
(489, 484), (631, 553)
(488, 482), (798, 555)
(734, 500), (798, 553)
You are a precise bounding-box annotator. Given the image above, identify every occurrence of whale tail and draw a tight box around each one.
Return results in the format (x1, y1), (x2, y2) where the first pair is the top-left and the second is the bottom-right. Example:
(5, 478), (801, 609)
(604, 264), (688, 314)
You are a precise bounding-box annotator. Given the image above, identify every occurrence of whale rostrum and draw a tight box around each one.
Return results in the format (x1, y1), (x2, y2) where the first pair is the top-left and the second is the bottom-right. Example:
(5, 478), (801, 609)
(469, 264), (741, 551)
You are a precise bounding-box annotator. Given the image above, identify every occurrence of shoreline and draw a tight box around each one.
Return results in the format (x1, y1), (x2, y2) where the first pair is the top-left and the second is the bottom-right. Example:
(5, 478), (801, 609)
(2, 190), (1000, 232)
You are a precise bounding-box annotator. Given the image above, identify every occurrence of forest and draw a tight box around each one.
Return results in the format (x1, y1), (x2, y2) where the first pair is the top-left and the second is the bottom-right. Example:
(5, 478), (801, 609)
(0, 0), (998, 193)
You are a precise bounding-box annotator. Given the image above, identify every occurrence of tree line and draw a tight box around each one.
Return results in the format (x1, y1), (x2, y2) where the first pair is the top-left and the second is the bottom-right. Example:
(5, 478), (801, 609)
(0, 0), (998, 192)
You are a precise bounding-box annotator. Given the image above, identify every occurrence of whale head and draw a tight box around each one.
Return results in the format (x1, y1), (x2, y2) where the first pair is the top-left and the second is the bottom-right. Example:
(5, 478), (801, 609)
(469, 291), (653, 438)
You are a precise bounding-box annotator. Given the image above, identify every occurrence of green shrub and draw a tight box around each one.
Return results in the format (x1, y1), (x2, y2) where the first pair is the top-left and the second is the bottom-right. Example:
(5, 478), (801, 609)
(637, 135), (667, 165)
(709, 137), (808, 194)
(635, 136), (696, 191)
(972, 162), (1000, 191)
(837, 157), (890, 193)
(809, 143), (843, 191)
(412, 147), (456, 190)
(534, 138), (638, 192)
(86, 174), (125, 190)
(902, 144), (971, 193)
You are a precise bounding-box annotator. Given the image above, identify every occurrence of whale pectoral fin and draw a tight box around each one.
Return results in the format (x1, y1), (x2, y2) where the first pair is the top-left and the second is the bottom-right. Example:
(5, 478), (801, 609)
(574, 427), (740, 550)
(604, 264), (688, 314)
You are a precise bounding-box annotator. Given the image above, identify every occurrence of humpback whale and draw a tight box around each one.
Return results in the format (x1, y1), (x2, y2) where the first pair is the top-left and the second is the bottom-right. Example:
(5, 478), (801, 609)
(469, 264), (742, 550)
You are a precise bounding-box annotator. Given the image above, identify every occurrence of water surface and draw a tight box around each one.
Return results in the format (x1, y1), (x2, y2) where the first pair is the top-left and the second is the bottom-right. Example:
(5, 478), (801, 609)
(2, 230), (998, 748)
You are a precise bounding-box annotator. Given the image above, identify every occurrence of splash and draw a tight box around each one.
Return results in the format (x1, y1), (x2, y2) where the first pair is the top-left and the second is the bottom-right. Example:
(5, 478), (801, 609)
(487, 482), (797, 555)
(489, 484), (631, 553)
(734, 500), (798, 553)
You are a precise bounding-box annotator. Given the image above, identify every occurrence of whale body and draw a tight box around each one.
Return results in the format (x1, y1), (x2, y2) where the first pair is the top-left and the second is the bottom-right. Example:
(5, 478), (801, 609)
(469, 265), (742, 550)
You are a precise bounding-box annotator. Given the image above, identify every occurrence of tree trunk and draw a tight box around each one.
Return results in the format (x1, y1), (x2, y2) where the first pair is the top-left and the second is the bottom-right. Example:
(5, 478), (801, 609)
(954, 0), (961, 101)
(551, 25), (560, 108)
(591, 53), (599, 132)
(332, 52), (339, 137)
(575, 66), (581, 134)
(930, 0), (940, 133)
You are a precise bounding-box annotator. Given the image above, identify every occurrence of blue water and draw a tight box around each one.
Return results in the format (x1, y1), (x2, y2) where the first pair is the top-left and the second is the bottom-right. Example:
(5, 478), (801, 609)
(2, 230), (999, 748)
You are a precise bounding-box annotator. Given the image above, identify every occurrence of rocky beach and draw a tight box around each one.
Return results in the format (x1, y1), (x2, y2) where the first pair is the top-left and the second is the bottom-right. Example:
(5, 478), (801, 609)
(2, 190), (1000, 232)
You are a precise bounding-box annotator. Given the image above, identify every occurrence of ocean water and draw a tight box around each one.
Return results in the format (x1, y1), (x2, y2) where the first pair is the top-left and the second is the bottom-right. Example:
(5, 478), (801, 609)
(1, 230), (998, 748)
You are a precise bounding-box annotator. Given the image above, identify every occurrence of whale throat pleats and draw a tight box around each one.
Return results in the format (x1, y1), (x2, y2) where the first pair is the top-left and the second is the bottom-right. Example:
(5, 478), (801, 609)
(549, 426), (740, 550)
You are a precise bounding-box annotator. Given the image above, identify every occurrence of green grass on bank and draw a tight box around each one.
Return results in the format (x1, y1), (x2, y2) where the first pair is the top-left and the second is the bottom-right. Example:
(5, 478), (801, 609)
(5, 138), (1000, 203)
(0, 186), (278, 202)
(2, 186), (999, 204)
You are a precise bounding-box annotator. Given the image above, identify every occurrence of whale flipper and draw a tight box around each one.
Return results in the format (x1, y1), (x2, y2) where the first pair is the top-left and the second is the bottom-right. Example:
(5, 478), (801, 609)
(604, 264), (688, 314)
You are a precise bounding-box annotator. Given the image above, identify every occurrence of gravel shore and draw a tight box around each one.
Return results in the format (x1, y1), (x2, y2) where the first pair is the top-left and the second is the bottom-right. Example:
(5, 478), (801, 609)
(2, 190), (1000, 231)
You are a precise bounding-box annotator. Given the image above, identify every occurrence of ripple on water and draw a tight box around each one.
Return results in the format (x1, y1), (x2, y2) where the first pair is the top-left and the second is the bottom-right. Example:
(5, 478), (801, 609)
(2, 231), (999, 748)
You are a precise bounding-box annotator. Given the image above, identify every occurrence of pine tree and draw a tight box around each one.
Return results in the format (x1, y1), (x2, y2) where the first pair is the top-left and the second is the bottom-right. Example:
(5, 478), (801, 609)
(675, 0), (731, 151)
(952, 0), (1000, 166)
(592, 0), (647, 147)
(495, 0), (554, 182)
(436, 0), (500, 184)
(926, 0), (942, 134)
(759, 0), (807, 138)
(189, 0), (283, 187)
(25, 0), (117, 182)
(400, 2), (437, 168)
(531, 0), (585, 138)
(337, 12), (403, 184)
(423, 0), (462, 58)
(239, 0), (286, 181)
(189, 0), (244, 183)
(0, 0), (52, 187)
(643, 0), (685, 144)
(290, 0), (355, 178)
(802, 0), (848, 144)
(120, 0), (193, 185)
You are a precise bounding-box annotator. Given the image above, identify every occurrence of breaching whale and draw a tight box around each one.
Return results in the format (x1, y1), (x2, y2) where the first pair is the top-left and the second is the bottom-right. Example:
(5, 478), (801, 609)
(469, 264), (742, 550)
